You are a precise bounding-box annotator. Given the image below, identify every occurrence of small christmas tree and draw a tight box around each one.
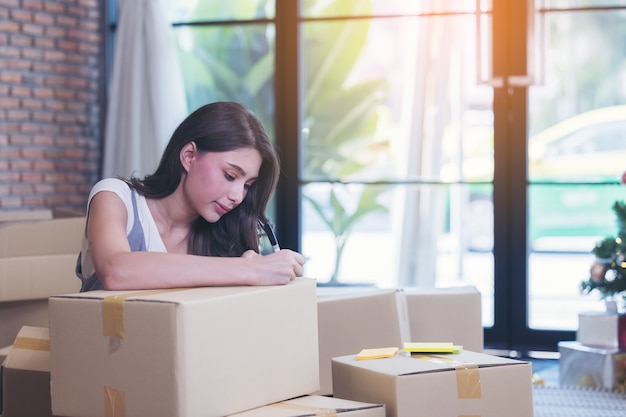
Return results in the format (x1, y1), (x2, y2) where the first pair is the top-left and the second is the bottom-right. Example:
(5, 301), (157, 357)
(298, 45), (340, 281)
(581, 200), (626, 300)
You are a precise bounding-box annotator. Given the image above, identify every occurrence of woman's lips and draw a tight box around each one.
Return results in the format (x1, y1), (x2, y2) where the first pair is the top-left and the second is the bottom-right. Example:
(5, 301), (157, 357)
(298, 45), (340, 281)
(214, 202), (230, 215)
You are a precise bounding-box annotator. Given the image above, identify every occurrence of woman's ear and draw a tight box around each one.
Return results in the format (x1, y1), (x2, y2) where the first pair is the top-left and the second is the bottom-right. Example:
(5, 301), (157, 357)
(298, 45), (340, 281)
(180, 142), (197, 172)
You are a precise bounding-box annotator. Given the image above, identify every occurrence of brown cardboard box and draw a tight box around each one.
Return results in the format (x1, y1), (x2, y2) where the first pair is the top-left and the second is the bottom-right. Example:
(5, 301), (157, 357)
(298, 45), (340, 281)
(402, 286), (484, 352)
(1, 326), (52, 417)
(227, 395), (385, 417)
(0, 211), (84, 302)
(0, 211), (84, 348)
(50, 278), (320, 417)
(315, 287), (409, 396)
(332, 350), (533, 417)
(314, 286), (484, 396)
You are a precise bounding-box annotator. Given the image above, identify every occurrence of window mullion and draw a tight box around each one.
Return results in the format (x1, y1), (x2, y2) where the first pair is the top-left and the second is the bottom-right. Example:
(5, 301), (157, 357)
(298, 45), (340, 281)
(274, 0), (301, 251)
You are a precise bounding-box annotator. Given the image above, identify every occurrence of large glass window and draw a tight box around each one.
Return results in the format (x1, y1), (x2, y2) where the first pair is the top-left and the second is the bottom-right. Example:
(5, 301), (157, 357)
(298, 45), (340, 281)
(166, 2), (276, 137)
(527, 2), (626, 330)
(299, 2), (496, 328)
(107, 0), (626, 351)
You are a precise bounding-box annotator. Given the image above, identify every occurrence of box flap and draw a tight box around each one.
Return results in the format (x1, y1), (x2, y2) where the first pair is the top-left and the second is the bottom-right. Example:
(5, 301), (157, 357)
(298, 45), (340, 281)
(52, 277), (316, 304)
(228, 395), (384, 417)
(400, 285), (479, 296)
(4, 326), (50, 372)
(316, 287), (397, 301)
(333, 351), (527, 377)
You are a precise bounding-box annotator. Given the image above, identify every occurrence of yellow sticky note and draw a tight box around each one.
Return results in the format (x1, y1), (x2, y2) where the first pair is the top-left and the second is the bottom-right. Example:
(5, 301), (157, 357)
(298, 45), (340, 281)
(403, 342), (460, 353)
(356, 347), (400, 360)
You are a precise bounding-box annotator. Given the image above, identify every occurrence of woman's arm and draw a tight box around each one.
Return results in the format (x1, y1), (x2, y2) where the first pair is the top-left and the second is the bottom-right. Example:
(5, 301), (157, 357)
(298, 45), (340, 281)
(87, 191), (305, 290)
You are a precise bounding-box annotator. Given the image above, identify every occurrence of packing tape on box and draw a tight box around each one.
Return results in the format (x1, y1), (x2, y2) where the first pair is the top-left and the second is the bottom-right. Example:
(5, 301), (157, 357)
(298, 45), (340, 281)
(454, 363), (482, 399)
(270, 402), (338, 417)
(411, 354), (482, 400)
(102, 288), (187, 339)
(104, 385), (126, 417)
(13, 336), (50, 351)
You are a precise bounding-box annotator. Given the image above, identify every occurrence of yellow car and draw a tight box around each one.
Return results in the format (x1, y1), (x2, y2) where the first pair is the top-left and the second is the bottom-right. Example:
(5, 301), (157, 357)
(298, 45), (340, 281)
(529, 104), (626, 182)
(461, 105), (626, 250)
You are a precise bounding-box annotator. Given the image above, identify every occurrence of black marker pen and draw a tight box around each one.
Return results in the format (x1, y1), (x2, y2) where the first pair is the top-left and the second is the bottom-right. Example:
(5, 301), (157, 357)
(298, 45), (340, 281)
(259, 219), (280, 253)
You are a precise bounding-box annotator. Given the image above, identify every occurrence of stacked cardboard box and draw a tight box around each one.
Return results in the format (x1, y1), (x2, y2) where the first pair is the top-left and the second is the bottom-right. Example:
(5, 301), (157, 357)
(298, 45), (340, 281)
(402, 286), (483, 352)
(1, 280), (484, 416)
(315, 285), (484, 395)
(0, 211), (486, 416)
(0, 211), (84, 348)
(315, 287), (408, 395)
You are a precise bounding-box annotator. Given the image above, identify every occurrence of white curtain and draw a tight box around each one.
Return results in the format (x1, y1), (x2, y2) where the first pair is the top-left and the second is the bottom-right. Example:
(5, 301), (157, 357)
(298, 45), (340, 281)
(103, 0), (188, 179)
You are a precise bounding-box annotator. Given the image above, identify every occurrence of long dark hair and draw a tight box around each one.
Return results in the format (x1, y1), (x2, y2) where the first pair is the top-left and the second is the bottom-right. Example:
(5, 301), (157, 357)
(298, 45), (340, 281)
(128, 102), (280, 256)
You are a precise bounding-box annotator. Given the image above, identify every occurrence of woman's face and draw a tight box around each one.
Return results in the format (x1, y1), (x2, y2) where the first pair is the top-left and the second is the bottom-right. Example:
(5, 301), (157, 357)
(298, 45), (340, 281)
(182, 145), (262, 223)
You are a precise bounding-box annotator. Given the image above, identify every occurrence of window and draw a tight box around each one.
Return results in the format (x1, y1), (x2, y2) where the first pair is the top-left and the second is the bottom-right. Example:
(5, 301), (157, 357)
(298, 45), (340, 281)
(107, 0), (626, 352)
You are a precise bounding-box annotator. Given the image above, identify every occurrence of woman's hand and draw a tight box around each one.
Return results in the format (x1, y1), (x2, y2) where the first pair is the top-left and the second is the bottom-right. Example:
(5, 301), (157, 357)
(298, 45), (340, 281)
(241, 249), (306, 285)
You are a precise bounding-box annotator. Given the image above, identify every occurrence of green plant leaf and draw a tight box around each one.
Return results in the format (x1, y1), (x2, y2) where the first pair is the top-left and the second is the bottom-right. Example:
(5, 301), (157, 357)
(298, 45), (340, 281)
(243, 51), (274, 96)
(344, 186), (388, 230)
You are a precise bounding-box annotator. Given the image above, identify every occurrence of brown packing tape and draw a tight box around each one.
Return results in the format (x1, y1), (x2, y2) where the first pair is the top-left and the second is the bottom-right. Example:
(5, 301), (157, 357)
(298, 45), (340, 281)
(454, 363), (482, 399)
(104, 386), (126, 417)
(13, 336), (50, 351)
(101, 289), (188, 339)
(409, 354), (482, 400)
(270, 402), (339, 417)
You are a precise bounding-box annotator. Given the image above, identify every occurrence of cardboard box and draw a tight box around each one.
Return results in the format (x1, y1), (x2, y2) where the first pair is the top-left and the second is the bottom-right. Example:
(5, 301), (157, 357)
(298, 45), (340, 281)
(227, 395), (385, 417)
(332, 351), (533, 417)
(558, 340), (626, 390)
(0, 211), (84, 302)
(402, 286), (484, 352)
(1, 326), (52, 417)
(50, 278), (320, 417)
(315, 287), (409, 395)
(577, 311), (619, 348)
(0, 210), (84, 349)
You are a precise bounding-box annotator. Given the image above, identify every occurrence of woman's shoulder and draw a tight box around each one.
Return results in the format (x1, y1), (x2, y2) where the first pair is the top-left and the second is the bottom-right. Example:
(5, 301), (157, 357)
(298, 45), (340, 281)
(89, 178), (133, 205)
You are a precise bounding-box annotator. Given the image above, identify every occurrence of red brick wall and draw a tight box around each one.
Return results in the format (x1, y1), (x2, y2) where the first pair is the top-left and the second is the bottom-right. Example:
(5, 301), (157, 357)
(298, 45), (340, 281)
(0, 0), (102, 213)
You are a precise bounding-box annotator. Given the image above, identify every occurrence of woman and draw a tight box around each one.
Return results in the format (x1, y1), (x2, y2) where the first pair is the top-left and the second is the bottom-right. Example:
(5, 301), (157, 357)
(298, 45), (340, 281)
(77, 102), (306, 291)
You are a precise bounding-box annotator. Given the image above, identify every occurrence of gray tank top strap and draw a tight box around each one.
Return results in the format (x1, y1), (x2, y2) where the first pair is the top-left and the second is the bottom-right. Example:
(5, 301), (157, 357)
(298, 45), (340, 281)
(127, 189), (147, 251)
(77, 186), (147, 291)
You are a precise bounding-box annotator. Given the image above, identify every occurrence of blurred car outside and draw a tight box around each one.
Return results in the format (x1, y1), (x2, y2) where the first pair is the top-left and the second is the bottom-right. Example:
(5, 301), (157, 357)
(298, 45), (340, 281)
(460, 104), (626, 251)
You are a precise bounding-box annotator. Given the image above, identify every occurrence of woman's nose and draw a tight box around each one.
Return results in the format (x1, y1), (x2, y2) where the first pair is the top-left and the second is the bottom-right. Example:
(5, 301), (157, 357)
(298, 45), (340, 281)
(228, 183), (245, 205)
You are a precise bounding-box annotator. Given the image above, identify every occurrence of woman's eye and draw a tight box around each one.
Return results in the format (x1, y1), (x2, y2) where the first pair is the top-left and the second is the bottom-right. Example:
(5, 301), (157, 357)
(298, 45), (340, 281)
(224, 172), (235, 181)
